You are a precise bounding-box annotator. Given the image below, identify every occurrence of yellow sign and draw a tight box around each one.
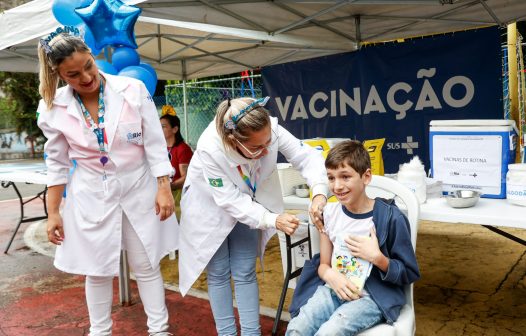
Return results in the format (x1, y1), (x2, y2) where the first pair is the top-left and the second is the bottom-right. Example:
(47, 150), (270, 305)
(363, 138), (385, 176)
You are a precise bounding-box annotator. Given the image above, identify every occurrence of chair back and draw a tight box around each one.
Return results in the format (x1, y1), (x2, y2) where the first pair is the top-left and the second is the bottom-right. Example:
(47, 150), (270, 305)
(365, 175), (420, 308)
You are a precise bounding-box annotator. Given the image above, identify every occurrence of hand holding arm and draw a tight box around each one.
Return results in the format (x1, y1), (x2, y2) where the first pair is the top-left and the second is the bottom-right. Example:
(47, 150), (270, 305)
(309, 194), (327, 233)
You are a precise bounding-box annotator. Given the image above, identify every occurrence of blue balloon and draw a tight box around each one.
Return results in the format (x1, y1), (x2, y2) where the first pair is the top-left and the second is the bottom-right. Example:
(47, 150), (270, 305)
(80, 26), (102, 56)
(112, 47), (140, 72)
(139, 62), (157, 82)
(75, 0), (141, 50)
(119, 66), (157, 96)
(52, 0), (91, 26)
(95, 59), (117, 75)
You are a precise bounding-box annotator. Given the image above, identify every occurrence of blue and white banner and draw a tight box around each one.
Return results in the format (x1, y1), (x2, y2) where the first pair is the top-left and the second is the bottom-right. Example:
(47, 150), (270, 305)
(262, 27), (503, 173)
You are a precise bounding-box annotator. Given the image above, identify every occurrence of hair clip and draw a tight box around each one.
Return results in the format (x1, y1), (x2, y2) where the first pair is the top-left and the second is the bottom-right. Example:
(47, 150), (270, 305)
(39, 39), (52, 54)
(40, 25), (83, 54)
(225, 120), (236, 130)
(161, 105), (177, 116)
(224, 96), (270, 130)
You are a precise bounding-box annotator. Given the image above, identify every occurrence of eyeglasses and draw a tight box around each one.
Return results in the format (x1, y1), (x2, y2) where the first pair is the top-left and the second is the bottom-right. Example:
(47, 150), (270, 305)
(234, 129), (278, 158)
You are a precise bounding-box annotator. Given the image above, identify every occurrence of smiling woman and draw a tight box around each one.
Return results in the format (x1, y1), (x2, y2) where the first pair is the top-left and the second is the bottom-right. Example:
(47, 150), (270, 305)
(36, 30), (177, 336)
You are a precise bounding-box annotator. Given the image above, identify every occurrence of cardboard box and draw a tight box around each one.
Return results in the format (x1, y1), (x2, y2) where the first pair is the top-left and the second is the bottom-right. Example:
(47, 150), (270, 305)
(429, 120), (518, 198)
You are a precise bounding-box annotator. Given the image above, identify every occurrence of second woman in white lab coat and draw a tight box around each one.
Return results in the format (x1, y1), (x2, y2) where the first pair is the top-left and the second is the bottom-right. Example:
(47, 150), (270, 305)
(179, 97), (328, 335)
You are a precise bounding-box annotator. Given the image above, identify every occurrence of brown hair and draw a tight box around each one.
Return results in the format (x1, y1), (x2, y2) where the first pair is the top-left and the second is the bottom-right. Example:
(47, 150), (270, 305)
(37, 33), (91, 109)
(215, 97), (270, 152)
(325, 140), (371, 176)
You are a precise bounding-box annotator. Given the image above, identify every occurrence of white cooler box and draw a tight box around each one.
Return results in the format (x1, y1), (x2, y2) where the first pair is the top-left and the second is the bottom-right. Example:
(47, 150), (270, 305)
(429, 119), (518, 198)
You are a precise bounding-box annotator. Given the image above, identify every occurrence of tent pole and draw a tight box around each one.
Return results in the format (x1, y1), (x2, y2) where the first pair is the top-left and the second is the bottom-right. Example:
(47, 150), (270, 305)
(355, 15), (361, 49)
(507, 23), (520, 162)
(182, 59), (189, 143)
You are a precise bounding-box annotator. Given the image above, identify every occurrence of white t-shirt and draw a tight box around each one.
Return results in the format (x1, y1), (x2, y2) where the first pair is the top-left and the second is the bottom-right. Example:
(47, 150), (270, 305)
(323, 202), (375, 293)
(324, 202), (374, 244)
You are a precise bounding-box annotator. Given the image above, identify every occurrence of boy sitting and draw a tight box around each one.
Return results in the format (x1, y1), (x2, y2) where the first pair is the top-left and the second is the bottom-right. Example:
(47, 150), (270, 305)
(286, 140), (420, 336)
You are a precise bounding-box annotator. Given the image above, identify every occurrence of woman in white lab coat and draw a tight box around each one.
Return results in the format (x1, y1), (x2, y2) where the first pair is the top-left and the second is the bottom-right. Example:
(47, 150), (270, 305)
(179, 96), (328, 335)
(37, 32), (176, 336)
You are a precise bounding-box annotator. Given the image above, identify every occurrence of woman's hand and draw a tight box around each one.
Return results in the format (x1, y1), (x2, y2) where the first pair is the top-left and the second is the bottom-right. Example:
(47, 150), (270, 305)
(156, 176), (175, 221)
(309, 194), (327, 233)
(47, 213), (64, 245)
(325, 268), (362, 301)
(275, 213), (300, 235)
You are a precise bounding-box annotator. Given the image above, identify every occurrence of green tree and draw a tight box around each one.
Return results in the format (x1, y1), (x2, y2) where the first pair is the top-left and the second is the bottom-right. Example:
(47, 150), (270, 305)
(0, 72), (42, 156)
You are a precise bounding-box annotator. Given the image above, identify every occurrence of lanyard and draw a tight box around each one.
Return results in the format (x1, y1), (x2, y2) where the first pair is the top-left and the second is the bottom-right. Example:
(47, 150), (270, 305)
(237, 165), (259, 197)
(75, 76), (108, 167)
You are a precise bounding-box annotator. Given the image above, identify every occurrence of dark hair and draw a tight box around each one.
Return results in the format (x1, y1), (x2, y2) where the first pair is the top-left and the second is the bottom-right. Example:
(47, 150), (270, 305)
(160, 114), (184, 145)
(325, 140), (371, 176)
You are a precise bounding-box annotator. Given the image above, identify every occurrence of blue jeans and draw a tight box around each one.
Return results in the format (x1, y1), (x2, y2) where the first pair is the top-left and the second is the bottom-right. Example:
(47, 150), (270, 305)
(286, 285), (383, 336)
(207, 223), (261, 336)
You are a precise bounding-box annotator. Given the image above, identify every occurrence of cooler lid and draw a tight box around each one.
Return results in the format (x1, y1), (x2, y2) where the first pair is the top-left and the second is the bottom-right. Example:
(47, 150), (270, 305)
(430, 119), (516, 127)
(508, 163), (526, 171)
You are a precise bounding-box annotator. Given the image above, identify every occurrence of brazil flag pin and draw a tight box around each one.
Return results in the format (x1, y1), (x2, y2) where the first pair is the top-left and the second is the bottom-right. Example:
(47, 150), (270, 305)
(208, 178), (224, 187)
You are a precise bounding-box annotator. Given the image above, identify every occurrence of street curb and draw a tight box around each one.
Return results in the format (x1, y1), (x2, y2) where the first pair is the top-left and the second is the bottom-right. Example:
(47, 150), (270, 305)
(23, 219), (55, 258)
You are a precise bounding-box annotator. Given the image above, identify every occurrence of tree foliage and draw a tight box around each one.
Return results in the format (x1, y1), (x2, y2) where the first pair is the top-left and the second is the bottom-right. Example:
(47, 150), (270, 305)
(0, 72), (42, 139)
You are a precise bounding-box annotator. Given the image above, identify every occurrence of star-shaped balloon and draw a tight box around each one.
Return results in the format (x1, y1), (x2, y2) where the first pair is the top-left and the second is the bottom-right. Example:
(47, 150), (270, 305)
(75, 0), (141, 50)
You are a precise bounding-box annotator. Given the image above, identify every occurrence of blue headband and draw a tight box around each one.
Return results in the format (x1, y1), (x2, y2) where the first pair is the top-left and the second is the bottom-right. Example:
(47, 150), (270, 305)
(225, 96), (270, 130)
(39, 25), (82, 54)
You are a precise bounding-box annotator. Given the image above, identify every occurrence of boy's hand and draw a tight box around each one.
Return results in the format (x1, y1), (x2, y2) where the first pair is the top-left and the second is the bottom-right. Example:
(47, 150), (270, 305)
(346, 227), (382, 264)
(325, 269), (361, 301)
(309, 194), (327, 233)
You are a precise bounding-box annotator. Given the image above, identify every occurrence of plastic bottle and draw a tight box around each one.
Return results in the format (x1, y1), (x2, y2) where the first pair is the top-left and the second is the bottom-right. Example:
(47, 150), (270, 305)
(397, 156), (427, 204)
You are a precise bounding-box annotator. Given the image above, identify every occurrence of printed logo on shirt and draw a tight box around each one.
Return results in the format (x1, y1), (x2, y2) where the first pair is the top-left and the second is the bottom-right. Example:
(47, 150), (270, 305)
(126, 131), (143, 145)
(208, 178), (224, 187)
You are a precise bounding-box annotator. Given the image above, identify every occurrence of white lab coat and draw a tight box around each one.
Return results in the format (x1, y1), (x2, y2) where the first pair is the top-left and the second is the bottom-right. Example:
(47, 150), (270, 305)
(37, 73), (178, 276)
(178, 117), (328, 296)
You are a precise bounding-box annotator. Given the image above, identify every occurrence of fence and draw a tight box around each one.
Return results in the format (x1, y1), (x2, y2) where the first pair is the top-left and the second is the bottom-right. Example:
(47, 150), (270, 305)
(164, 74), (262, 148)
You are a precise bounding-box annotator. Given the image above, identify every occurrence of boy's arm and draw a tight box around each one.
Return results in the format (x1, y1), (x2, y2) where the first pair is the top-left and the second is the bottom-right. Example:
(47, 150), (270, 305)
(318, 233), (360, 301)
(379, 213), (420, 286)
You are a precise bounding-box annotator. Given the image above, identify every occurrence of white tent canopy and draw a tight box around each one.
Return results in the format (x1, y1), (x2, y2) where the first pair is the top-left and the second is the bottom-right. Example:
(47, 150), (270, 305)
(1, 0), (526, 80)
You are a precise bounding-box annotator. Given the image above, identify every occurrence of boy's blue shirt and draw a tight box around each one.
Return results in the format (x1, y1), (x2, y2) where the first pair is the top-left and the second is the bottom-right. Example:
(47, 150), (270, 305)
(289, 197), (420, 324)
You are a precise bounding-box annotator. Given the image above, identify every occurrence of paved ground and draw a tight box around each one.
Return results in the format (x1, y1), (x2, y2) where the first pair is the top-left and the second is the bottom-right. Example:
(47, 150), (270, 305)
(0, 195), (287, 336)
(1, 170), (525, 335)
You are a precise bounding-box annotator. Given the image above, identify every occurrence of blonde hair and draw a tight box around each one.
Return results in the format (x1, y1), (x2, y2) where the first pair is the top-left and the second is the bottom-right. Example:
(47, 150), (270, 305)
(215, 97), (271, 152)
(37, 33), (91, 109)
